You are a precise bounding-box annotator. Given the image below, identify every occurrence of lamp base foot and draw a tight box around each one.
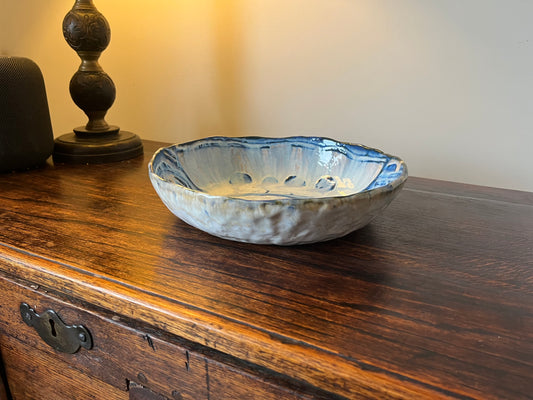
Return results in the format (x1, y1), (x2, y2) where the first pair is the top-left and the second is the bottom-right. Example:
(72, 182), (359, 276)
(53, 130), (143, 164)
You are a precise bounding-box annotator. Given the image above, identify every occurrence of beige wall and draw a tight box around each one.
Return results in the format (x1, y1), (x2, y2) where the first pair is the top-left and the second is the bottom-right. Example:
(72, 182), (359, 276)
(2, 0), (532, 191)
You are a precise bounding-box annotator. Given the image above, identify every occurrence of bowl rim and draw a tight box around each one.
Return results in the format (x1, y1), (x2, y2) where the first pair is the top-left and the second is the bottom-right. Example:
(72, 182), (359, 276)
(148, 136), (408, 204)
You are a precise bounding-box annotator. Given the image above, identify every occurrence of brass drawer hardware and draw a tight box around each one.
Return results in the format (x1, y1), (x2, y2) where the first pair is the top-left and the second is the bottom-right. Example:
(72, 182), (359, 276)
(20, 303), (92, 354)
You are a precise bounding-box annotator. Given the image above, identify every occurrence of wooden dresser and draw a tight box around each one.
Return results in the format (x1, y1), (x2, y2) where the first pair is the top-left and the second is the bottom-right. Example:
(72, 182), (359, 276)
(0, 140), (531, 399)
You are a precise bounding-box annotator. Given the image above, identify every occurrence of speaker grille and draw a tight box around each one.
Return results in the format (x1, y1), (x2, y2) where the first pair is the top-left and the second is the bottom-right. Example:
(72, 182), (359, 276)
(0, 56), (54, 172)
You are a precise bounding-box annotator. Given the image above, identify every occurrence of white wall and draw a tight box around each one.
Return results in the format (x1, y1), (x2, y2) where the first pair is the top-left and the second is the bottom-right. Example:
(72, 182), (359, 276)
(2, 0), (532, 192)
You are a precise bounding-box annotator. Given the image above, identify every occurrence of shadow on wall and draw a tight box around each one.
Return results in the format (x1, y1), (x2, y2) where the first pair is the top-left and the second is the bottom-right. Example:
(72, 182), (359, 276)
(206, 0), (246, 138)
(129, 1), (248, 142)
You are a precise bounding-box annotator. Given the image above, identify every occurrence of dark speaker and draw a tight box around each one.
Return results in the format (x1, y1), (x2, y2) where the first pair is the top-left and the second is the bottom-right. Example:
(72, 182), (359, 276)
(0, 56), (54, 172)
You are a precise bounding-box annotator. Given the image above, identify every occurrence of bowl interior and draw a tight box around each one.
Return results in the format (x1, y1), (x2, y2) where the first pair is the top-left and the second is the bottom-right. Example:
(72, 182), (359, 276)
(152, 137), (404, 200)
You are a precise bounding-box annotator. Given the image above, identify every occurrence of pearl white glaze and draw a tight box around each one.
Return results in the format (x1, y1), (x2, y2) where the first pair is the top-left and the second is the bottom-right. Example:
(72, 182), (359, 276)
(149, 136), (407, 245)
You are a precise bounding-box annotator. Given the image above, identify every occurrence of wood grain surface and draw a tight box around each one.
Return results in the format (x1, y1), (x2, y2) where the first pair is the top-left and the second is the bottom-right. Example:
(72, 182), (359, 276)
(0, 140), (532, 399)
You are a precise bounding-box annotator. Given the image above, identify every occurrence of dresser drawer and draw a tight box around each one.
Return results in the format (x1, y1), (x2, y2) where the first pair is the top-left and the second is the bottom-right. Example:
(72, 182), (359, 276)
(0, 275), (207, 399)
(0, 274), (314, 400)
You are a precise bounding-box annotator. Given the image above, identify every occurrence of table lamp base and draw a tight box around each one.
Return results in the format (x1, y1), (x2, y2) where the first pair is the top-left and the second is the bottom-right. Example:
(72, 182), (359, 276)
(53, 130), (143, 164)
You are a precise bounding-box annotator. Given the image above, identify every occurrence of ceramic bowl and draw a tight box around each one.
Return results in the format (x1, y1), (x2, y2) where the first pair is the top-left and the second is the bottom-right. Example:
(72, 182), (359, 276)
(148, 136), (407, 245)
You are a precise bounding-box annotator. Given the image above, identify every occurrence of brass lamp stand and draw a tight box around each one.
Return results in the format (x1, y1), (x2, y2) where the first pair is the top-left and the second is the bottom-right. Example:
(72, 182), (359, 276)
(53, 0), (143, 164)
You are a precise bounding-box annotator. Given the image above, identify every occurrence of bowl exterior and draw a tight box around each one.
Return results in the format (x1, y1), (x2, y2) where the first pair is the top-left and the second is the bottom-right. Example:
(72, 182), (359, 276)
(149, 136), (407, 245)
(150, 174), (401, 245)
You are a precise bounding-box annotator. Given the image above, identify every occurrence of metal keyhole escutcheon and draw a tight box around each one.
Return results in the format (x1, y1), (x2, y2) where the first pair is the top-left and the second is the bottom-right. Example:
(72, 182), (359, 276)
(20, 303), (92, 354)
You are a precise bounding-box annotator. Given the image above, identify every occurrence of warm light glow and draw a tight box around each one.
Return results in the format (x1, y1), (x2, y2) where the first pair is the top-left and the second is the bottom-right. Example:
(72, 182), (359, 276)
(1, 1), (532, 191)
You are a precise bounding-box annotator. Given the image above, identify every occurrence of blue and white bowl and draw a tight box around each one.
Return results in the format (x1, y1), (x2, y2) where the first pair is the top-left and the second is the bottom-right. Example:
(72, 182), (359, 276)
(148, 136), (407, 245)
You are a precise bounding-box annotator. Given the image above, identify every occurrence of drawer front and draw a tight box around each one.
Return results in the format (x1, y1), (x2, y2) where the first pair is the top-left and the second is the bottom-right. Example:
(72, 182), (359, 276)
(1, 333), (128, 400)
(0, 275), (313, 400)
(0, 275), (208, 400)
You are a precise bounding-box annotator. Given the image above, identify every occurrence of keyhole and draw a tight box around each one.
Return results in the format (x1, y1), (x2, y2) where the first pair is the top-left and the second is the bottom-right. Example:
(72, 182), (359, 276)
(49, 319), (57, 337)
